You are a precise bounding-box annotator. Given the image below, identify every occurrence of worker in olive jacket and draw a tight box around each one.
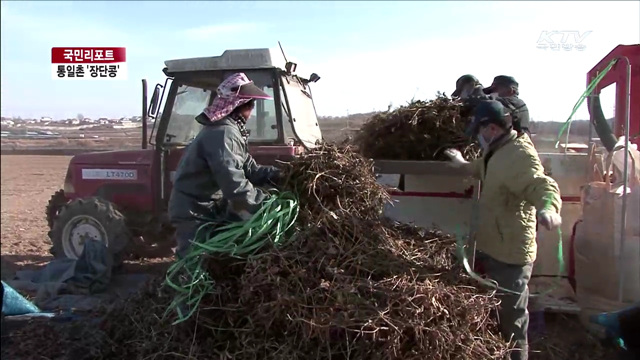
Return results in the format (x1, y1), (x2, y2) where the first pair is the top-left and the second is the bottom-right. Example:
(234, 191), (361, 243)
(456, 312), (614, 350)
(168, 72), (280, 258)
(444, 100), (562, 360)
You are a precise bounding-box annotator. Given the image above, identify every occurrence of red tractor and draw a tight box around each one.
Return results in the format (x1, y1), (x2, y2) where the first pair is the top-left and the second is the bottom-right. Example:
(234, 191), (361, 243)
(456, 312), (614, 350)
(45, 48), (323, 262)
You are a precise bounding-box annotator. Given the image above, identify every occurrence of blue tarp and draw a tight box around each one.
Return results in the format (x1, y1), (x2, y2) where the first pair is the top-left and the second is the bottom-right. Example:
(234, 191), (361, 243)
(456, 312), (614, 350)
(590, 302), (640, 351)
(2, 280), (42, 316)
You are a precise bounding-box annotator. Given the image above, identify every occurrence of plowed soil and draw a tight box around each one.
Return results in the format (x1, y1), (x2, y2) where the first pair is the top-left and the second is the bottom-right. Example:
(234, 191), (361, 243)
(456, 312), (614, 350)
(1, 155), (71, 280)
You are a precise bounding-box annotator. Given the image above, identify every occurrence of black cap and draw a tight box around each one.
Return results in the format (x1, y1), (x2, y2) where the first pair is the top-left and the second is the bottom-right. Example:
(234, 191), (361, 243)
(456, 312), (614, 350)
(465, 100), (512, 137)
(484, 75), (519, 94)
(452, 74), (481, 97)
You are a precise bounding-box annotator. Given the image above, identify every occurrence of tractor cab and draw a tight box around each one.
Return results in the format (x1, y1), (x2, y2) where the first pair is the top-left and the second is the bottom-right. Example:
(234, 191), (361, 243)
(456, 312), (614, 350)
(149, 48), (322, 157)
(150, 48), (323, 219)
(47, 48), (323, 262)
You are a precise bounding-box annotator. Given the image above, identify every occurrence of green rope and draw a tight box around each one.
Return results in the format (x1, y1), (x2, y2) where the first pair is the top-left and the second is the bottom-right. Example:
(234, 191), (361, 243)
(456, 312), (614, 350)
(555, 58), (618, 149)
(163, 191), (299, 324)
(456, 199), (564, 296)
(456, 229), (563, 296)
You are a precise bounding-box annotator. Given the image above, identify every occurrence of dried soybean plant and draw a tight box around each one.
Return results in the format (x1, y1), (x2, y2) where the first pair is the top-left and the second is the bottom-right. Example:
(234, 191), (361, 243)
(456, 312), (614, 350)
(354, 94), (481, 161)
(4, 145), (512, 360)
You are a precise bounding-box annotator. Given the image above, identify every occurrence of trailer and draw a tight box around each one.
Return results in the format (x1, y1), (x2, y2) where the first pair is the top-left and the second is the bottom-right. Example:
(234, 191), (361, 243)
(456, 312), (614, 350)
(374, 44), (640, 319)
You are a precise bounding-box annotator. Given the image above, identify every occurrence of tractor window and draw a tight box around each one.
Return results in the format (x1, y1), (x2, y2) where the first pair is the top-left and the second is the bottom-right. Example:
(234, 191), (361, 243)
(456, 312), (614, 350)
(165, 85), (211, 144)
(220, 70), (279, 142)
(280, 74), (322, 149)
(245, 87), (279, 141)
(164, 70), (279, 145)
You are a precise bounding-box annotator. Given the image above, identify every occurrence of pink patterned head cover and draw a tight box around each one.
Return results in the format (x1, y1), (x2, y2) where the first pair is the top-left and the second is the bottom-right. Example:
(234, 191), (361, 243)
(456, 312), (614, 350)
(203, 72), (272, 122)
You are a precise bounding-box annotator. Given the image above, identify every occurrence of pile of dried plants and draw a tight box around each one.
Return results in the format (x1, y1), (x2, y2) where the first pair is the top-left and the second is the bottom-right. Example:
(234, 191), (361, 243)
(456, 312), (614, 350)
(353, 94), (481, 161)
(3, 144), (511, 360)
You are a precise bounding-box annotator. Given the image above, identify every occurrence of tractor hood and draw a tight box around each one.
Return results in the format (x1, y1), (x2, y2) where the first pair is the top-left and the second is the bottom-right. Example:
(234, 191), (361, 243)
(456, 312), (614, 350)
(71, 149), (155, 166)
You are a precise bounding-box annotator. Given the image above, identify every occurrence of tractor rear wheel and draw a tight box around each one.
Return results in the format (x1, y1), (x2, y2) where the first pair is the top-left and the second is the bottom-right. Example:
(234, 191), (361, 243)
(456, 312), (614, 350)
(46, 189), (68, 229)
(48, 197), (131, 263)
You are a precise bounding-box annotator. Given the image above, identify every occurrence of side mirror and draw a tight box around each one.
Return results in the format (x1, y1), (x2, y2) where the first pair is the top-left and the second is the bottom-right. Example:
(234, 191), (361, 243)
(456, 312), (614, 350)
(309, 73), (321, 83)
(148, 85), (161, 116)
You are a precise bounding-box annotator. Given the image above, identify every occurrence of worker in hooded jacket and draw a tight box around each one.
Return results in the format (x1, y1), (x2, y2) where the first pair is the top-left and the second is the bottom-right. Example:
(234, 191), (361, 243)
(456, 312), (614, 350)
(483, 75), (531, 137)
(451, 74), (495, 119)
(443, 100), (562, 360)
(168, 72), (280, 258)
(451, 74), (487, 100)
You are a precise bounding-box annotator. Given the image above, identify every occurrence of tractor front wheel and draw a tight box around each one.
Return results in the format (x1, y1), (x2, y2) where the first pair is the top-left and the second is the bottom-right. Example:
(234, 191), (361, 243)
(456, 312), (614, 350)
(46, 189), (68, 229)
(48, 197), (131, 262)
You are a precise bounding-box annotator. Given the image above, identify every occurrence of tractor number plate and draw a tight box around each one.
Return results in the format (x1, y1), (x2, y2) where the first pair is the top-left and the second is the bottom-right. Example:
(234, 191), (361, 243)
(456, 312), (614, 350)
(81, 169), (138, 180)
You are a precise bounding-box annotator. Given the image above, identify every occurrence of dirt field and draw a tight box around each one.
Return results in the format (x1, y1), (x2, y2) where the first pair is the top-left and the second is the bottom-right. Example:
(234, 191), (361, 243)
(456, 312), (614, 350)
(1, 155), (71, 279)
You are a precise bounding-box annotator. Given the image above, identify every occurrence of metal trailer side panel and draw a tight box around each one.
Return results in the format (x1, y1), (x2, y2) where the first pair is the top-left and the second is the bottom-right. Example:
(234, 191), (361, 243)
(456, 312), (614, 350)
(374, 154), (592, 310)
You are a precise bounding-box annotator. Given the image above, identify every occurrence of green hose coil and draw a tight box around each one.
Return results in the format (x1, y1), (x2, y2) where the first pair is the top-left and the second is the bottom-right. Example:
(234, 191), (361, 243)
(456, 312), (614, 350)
(164, 191), (299, 324)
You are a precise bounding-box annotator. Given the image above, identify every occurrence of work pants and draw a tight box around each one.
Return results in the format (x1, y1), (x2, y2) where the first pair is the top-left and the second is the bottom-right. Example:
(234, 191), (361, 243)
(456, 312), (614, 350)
(172, 220), (202, 259)
(172, 210), (243, 259)
(475, 252), (533, 360)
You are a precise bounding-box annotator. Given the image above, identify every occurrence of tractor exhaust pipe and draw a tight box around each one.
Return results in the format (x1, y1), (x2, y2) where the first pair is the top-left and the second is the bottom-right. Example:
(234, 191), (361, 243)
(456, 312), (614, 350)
(142, 79), (148, 150)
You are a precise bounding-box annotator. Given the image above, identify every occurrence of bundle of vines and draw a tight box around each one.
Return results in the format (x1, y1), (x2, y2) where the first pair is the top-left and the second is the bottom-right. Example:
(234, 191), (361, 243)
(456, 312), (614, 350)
(3, 144), (511, 360)
(353, 93), (481, 161)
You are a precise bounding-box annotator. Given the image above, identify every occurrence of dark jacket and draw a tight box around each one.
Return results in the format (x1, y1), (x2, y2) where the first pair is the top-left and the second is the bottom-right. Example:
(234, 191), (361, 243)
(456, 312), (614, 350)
(496, 96), (530, 135)
(460, 86), (493, 117)
(168, 116), (279, 223)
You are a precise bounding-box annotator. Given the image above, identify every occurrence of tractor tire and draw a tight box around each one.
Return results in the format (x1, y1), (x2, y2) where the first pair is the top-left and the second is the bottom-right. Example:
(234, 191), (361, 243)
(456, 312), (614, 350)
(48, 197), (131, 263)
(46, 189), (68, 229)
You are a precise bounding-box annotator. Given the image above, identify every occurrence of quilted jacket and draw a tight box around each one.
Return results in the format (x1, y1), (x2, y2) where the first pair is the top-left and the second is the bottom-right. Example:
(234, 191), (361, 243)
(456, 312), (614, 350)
(469, 131), (562, 265)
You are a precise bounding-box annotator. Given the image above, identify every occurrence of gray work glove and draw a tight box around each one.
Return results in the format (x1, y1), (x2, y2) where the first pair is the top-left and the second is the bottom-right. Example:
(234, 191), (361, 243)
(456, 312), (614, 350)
(234, 209), (253, 221)
(537, 210), (562, 230)
(443, 149), (469, 167)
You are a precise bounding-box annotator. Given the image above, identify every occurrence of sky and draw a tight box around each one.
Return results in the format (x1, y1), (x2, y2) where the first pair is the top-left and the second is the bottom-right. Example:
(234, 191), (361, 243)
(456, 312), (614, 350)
(1, 1), (639, 122)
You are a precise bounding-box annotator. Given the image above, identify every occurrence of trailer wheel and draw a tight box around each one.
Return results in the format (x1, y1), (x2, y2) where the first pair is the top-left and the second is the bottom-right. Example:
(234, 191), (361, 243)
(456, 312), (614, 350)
(45, 189), (68, 229)
(48, 197), (131, 262)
